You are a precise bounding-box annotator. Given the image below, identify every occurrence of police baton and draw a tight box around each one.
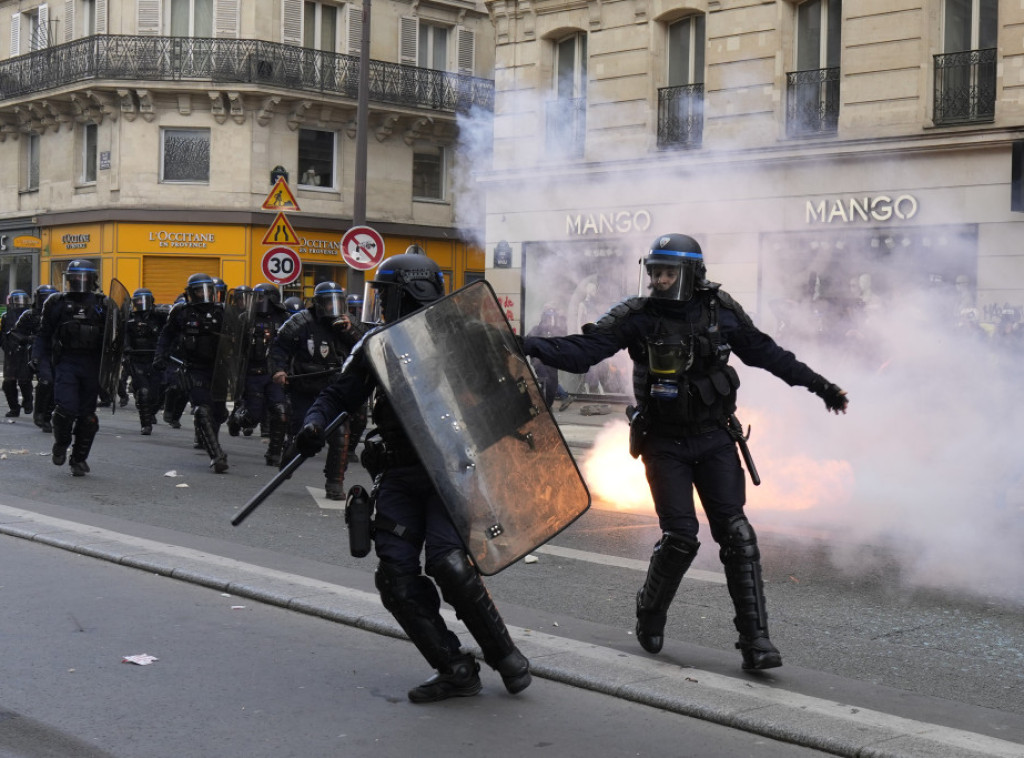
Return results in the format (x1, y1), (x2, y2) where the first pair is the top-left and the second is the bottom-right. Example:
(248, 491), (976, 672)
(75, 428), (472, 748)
(232, 411), (349, 526)
(726, 414), (761, 487)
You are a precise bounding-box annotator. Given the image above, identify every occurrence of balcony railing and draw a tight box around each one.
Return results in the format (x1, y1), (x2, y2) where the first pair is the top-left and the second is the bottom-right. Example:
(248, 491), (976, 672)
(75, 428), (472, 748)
(0, 34), (494, 113)
(785, 66), (840, 138)
(545, 96), (586, 159)
(657, 83), (704, 149)
(933, 48), (996, 126)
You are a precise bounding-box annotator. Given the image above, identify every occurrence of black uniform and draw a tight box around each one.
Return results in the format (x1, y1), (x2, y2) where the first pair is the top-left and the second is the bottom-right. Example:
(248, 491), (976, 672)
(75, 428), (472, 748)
(1, 297), (32, 417)
(524, 279), (846, 670)
(154, 297), (229, 472)
(269, 307), (359, 498)
(124, 303), (168, 434)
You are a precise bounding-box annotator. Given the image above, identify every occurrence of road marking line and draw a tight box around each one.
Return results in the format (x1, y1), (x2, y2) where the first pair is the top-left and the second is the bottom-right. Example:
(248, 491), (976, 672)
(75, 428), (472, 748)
(535, 543), (726, 584)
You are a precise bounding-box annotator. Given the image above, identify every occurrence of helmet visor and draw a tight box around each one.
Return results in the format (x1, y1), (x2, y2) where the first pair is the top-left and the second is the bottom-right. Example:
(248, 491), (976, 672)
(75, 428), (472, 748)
(361, 281), (402, 325)
(65, 271), (96, 293)
(646, 256), (700, 302)
(189, 282), (217, 304)
(8, 292), (30, 309)
(315, 291), (347, 319)
(133, 293), (154, 311)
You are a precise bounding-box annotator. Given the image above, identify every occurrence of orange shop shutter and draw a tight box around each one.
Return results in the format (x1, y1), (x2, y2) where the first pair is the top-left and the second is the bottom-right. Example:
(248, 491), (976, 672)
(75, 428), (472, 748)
(143, 256), (221, 305)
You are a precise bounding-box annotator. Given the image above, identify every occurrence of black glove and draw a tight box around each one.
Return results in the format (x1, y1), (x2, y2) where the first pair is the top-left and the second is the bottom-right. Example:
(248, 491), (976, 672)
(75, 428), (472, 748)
(152, 356), (167, 374)
(810, 377), (848, 414)
(294, 422), (326, 457)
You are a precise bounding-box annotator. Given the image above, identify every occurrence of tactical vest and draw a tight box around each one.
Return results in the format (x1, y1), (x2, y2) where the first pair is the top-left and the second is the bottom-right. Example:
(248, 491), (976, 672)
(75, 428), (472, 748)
(633, 295), (740, 433)
(53, 294), (105, 355)
(180, 304), (222, 365)
(126, 312), (161, 354)
(248, 313), (282, 371)
(287, 311), (344, 395)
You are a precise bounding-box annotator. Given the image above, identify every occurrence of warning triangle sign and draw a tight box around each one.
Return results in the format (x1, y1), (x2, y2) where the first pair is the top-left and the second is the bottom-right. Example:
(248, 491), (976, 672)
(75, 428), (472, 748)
(261, 212), (301, 246)
(262, 177), (301, 211)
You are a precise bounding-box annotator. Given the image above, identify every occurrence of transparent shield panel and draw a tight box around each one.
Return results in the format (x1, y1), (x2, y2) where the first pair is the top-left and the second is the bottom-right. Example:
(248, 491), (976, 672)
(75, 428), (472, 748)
(364, 281), (591, 575)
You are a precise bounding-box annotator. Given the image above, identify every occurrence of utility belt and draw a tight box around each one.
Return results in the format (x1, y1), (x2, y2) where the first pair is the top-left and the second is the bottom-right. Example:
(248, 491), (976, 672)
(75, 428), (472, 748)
(359, 436), (419, 478)
(626, 403), (725, 458)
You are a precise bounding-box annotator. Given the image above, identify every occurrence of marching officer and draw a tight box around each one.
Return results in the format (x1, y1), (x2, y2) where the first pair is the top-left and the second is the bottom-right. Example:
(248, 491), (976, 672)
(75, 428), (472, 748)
(2, 290), (33, 417)
(12, 284), (59, 431)
(124, 288), (168, 435)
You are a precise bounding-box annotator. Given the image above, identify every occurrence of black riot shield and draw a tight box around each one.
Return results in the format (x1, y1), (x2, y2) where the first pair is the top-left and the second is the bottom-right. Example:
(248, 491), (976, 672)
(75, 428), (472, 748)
(98, 279), (130, 412)
(363, 280), (591, 575)
(212, 288), (256, 403)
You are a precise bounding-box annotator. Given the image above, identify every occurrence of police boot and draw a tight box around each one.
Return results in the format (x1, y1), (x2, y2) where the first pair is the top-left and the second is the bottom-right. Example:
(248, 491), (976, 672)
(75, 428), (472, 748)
(194, 405), (229, 473)
(69, 414), (99, 477)
(19, 382), (32, 414)
(635, 533), (700, 654)
(34, 382), (53, 432)
(720, 515), (782, 671)
(429, 550), (532, 695)
(264, 404), (288, 467)
(138, 388), (153, 435)
(163, 387), (186, 429)
(3, 380), (20, 416)
(322, 425), (350, 500)
(226, 405), (245, 437)
(51, 409), (74, 466)
(375, 562), (482, 704)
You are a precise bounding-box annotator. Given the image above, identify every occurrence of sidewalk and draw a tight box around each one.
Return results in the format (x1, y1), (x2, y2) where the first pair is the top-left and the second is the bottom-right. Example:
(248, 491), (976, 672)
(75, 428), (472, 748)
(1, 502), (1020, 758)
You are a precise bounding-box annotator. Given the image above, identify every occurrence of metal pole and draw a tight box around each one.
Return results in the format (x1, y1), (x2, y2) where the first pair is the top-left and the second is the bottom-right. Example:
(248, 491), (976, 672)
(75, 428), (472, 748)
(353, 0), (371, 228)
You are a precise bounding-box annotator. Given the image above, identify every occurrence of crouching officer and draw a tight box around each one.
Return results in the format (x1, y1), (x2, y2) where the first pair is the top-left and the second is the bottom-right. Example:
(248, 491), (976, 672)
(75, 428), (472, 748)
(33, 261), (111, 476)
(522, 233), (849, 671)
(293, 254), (531, 702)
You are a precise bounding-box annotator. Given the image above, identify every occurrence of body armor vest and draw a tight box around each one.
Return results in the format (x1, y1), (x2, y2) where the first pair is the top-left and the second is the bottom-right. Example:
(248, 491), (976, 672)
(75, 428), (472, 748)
(126, 313), (161, 354)
(53, 294), (105, 355)
(287, 311), (344, 395)
(180, 304), (222, 365)
(248, 313), (283, 372)
(634, 295), (740, 432)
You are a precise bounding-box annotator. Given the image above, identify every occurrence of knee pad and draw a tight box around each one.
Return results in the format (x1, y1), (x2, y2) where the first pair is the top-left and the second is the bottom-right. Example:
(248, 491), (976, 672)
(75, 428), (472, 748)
(426, 550), (477, 598)
(375, 562), (440, 618)
(719, 515), (759, 564)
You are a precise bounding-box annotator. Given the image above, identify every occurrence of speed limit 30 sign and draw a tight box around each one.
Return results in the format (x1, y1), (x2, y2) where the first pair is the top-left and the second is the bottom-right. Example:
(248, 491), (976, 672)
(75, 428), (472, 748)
(262, 246), (302, 285)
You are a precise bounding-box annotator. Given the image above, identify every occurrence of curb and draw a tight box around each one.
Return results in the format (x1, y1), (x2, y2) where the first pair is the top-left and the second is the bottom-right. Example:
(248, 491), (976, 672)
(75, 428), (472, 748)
(0, 504), (1020, 758)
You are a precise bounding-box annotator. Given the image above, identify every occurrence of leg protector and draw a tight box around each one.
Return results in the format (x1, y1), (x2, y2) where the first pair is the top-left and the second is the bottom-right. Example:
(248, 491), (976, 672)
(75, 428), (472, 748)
(3, 378), (20, 416)
(428, 550), (531, 695)
(51, 409), (74, 466)
(194, 405), (228, 473)
(19, 381), (32, 413)
(635, 533), (700, 654)
(374, 561), (481, 703)
(70, 414), (99, 476)
(322, 424), (350, 500)
(265, 403), (288, 467)
(34, 382), (53, 431)
(719, 515), (781, 671)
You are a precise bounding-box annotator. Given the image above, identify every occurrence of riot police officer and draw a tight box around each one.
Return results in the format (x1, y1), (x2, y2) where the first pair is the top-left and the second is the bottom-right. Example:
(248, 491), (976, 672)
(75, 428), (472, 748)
(124, 288), (168, 435)
(227, 283), (291, 466)
(154, 273), (229, 473)
(2, 290), (33, 417)
(522, 233), (849, 671)
(33, 260), (113, 476)
(270, 282), (361, 499)
(293, 253), (531, 702)
(13, 284), (58, 431)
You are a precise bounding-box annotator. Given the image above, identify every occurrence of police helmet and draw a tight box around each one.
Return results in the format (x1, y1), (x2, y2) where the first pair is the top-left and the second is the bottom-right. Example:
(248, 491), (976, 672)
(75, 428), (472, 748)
(283, 296), (304, 314)
(644, 233), (705, 302)
(132, 288), (155, 313)
(212, 277), (227, 304)
(253, 283), (281, 314)
(34, 284), (58, 311)
(186, 273), (218, 305)
(64, 259), (99, 294)
(362, 253), (445, 324)
(313, 282), (347, 320)
(346, 293), (363, 319)
(404, 244), (426, 256)
(6, 289), (30, 312)
(230, 285), (254, 309)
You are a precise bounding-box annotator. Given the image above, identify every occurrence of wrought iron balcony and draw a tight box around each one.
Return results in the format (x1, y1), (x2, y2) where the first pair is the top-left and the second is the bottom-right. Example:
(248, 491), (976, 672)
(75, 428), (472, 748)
(0, 34), (494, 114)
(545, 97), (586, 159)
(657, 83), (704, 149)
(785, 66), (840, 138)
(933, 48), (996, 126)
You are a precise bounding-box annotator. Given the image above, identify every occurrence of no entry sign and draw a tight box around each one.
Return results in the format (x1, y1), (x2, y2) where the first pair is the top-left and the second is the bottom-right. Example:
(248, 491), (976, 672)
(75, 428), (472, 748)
(341, 226), (385, 270)
(261, 246), (302, 285)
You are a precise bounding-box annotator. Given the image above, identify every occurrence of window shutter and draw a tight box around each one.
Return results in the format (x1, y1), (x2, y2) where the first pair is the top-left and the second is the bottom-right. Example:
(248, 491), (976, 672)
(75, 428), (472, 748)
(214, 0), (239, 38)
(456, 27), (474, 75)
(37, 4), (49, 48)
(399, 16), (417, 65)
(11, 12), (20, 56)
(281, 0), (301, 46)
(96, 0), (108, 34)
(64, 0), (75, 41)
(137, 0), (161, 35)
(347, 5), (362, 55)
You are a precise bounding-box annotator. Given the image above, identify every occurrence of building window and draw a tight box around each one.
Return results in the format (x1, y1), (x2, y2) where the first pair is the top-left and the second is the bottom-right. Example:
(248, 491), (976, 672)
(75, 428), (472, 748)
(934, 0), (997, 125)
(786, 0), (842, 137)
(23, 134), (41, 191)
(161, 128), (210, 183)
(412, 147), (444, 201)
(546, 32), (587, 158)
(303, 1), (340, 52)
(82, 0), (97, 36)
(297, 129), (336, 189)
(659, 15), (705, 149)
(81, 123), (98, 184)
(418, 22), (449, 70)
(169, 0), (213, 37)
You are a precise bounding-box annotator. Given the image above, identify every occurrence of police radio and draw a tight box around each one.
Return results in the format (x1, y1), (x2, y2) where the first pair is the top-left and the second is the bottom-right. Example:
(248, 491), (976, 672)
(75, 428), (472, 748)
(345, 485), (374, 558)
